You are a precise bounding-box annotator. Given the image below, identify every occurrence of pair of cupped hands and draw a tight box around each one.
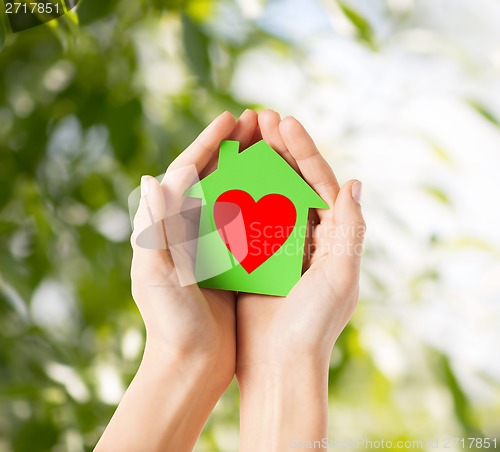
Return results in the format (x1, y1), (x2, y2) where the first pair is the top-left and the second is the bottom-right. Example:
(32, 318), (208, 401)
(108, 109), (365, 451)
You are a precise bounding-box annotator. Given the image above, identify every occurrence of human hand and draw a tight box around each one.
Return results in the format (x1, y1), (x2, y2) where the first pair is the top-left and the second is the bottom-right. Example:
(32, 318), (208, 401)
(131, 110), (261, 379)
(235, 110), (365, 450)
(95, 111), (261, 452)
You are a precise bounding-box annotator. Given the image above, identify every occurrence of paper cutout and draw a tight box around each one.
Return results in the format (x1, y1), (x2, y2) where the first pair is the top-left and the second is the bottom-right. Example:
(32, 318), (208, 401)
(185, 140), (328, 296)
(214, 190), (297, 273)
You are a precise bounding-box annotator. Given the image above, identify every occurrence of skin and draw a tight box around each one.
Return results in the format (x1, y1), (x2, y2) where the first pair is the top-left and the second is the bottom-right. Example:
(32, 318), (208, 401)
(94, 110), (365, 451)
(237, 111), (365, 450)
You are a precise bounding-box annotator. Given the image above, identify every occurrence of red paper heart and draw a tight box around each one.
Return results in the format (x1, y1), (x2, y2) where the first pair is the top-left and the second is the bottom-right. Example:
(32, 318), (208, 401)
(214, 190), (296, 273)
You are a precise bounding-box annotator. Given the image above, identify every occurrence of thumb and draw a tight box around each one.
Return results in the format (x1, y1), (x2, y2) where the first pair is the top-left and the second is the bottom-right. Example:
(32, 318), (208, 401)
(131, 176), (174, 283)
(327, 180), (366, 294)
(132, 176), (169, 251)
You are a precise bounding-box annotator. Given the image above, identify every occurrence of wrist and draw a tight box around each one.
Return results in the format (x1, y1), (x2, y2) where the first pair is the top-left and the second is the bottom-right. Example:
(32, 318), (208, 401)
(236, 350), (330, 384)
(142, 338), (234, 394)
(237, 357), (329, 393)
(237, 358), (329, 451)
(142, 338), (212, 369)
(97, 337), (231, 452)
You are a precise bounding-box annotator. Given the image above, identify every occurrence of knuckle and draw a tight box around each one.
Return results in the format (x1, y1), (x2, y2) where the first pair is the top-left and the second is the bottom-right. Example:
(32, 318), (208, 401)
(355, 219), (367, 238)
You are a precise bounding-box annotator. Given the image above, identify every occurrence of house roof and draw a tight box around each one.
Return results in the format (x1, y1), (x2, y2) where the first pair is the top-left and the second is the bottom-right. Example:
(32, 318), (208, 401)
(185, 140), (329, 209)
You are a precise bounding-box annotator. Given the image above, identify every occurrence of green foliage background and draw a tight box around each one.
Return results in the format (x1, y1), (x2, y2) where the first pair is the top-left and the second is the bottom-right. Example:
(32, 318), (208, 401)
(1, 0), (499, 451)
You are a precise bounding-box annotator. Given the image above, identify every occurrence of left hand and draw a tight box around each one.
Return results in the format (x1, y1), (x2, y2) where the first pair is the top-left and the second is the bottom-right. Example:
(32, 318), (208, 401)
(96, 110), (262, 452)
(130, 109), (261, 385)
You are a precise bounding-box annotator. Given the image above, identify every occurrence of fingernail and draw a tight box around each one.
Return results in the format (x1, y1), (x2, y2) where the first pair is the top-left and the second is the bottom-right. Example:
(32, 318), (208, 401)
(239, 108), (251, 118)
(214, 111), (227, 122)
(351, 180), (363, 204)
(141, 176), (150, 196)
(261, 109), (280, 119)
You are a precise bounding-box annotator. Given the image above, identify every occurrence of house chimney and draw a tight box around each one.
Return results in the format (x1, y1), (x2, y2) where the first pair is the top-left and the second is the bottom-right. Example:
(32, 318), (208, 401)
(218, 140), (240, 169)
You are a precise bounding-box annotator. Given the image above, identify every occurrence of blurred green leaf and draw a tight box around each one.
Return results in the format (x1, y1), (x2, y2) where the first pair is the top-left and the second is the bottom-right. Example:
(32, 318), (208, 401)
(437, 353), (481, 435)
(337, 1), (377, 49)
(0, 17), (7, 51)
(186, 0), (214, 22)
(422, 184), (451, 205)
(181, 13), (212, 86)
(449, 236), (499, 254)
(77, 0), (119, 25)
(428, 142), (454, 165)
(467, 100), (500, 127)
(13, 417), (59, 451)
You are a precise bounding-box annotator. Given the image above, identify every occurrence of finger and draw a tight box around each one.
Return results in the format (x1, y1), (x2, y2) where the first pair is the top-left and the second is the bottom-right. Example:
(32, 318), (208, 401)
(326, 180), (366, 296)
(279, 116), (340, 219)
(131, 175), (169, 259)
(161, 111), (236, 222)
(247, 123), (263, 146)
(231, 109), (259, 149)
(199, 152), (219, 180)
(131, 176), (200, 292)
(201, 109), (259, 178)
(167, 111), (236, 174)
(158, 113), (240, 283)
(258, 109), (299, 171)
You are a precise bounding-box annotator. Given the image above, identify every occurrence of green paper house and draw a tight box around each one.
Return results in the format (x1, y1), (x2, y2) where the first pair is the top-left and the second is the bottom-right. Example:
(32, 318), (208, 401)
(185, 140), (328, 296)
